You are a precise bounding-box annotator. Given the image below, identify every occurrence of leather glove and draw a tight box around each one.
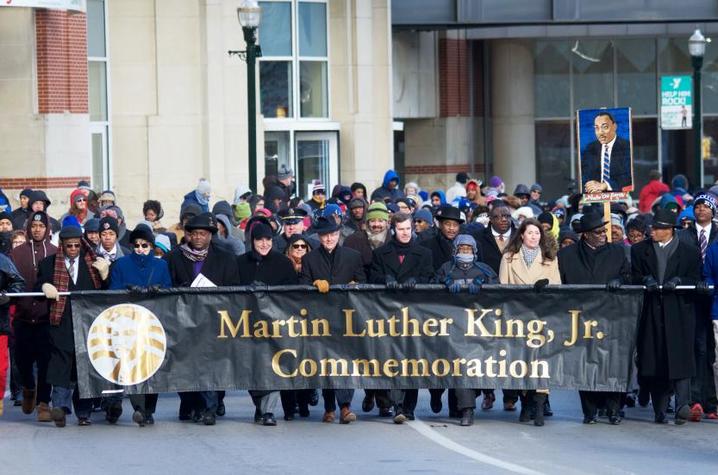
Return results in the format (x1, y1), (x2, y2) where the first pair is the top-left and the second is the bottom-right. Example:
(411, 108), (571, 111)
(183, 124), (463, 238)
(663, 276), (682, 292)
(402, 278), (417, 290)
(695, 281), (712, 295)
(41, 283), (59, 300)
(606, 279), (622, 292)
(92, 258), (110, 281)
(126, 285), (145, 294)
(385, 278), (400, 290)
(533, 279), (549, 292)
(313, 279), (330, 294)
(642, 276), (658, 292)
(0, 293), (9, 306)
(445, 278), (461, 294)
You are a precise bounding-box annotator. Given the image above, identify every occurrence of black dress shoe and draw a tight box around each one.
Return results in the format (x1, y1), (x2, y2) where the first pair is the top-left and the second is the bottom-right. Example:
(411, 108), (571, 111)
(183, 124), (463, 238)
(254, 409), (262, 423)
(655, 413), (668, 424)
(78, 417), (92, 426)
(362, 394), (375, 413)
(519, 405), (531, 422)
(430, 393), (443, 414)
(179, 412), (192, 421)
(298, 406), (310, 417)
(625, 394), (636, 408)
(583, 415), (598, 424)
(192, 411), (202, 423)
(609, 416), (621, 425)
(262, 413), (277, 426)
(146, 414), (155, 425)
(284, 412), (294, 421)
(202, 411), (216, 426)
(543, 397), (553, 417)
(638, 388), (650, 407)
(105, 401), (123, 424)
(379, 407), (393, 417)
(216, 402), (226, 417)
(405, 412), (415, 421)
(460, 409), (474, 427)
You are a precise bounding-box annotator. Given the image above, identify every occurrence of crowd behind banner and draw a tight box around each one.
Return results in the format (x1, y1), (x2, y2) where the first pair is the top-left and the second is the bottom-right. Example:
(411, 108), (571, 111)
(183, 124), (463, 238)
(0, 166), (716, 429)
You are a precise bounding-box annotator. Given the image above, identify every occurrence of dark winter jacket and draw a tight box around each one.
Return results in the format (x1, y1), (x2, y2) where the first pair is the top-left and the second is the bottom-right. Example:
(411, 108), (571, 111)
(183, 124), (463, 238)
(165, 243), (241, 287)
(0, 254), (24, 334)
(421, 231), (462, 272)
(108, 252), (173, 290)
(475, 225), (514, 274)
(369, 239), (434, 284)
(631, 238), (701, 380)
(181, 190), (210, 214)
(9, 218), (56, 324)
(558, 241), (631, 285)
(434, 259), (498, 285)
(299, 246), (366, 285)
(237, 250), (298, 286)
(344, 229), (391, 276)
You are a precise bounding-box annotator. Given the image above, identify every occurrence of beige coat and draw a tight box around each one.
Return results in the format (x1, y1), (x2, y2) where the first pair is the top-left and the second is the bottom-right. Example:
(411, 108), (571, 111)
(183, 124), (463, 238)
(498, 247), (561, 285)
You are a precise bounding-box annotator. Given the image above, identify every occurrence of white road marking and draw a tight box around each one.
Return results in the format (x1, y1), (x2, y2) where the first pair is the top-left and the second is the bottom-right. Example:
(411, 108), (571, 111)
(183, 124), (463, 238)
(408, 417), (545, 475)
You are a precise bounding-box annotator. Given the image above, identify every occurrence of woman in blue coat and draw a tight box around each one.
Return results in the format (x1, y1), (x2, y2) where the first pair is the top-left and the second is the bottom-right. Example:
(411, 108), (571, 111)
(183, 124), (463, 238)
(108, 224), (172, 426)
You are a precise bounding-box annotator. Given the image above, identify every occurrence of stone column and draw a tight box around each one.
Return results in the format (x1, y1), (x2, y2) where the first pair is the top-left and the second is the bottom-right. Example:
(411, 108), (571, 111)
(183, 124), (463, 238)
(490, 39), (535, 189)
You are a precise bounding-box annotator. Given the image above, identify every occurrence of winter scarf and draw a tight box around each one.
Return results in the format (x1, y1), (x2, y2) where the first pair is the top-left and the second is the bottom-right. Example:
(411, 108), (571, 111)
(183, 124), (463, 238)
(521, 245), (540, 268)
(50, 238), (102, 326)
(180, 242), (209, 262)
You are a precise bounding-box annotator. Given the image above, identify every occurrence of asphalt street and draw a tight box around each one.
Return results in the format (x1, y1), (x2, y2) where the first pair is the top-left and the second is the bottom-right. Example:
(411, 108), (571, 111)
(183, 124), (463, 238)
(1, 389), (716, 475)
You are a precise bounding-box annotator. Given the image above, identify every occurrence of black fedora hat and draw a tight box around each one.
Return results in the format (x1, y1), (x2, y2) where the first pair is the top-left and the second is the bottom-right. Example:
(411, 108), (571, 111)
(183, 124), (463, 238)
(434, 205), (465, 223)
(574, 212), (607, 234)
(652, 208), (680, 229)
(313, 216), (340, 235)
(185, 212), (219, 234)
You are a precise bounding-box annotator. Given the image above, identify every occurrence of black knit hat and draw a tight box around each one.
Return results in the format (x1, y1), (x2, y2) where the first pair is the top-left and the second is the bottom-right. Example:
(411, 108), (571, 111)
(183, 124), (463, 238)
(99, 216), (119, 235)
(129, 224), (155, 245)
(250, 222), (273, 240)
(29, 211), (49, 228)
(59, 225), (83, 240)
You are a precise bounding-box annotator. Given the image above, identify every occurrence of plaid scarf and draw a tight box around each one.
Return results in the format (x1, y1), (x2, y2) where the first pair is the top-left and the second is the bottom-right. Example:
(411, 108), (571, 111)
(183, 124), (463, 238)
(49, 237), (102, 326)
(180, 243), (209, 262)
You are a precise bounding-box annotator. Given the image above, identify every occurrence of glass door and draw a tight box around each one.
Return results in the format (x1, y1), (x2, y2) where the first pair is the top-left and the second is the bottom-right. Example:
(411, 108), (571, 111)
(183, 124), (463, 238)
(295, 131), (338, 200)
(90, 123), (109, 190)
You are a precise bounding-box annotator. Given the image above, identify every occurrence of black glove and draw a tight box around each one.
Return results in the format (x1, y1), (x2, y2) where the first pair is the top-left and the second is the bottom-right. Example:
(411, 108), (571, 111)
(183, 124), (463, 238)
(533, 279), (549, 292)
(695, 281), (712, 295)
(445, 278), (461, 294)
(0, 293), (9, 306)
(402, 278), (417, 291)
(126, 285), (145, 294)
(147, 284), (162, 294)
(642, 276), (658, 292)
(606, 279), (622, 292)
(386, 278), (400, 290)
(663, 276), (681, 292)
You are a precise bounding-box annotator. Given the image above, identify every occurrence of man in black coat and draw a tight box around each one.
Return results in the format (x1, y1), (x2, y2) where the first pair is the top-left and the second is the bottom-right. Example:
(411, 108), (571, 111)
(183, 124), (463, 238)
(678, 192), (718, 417)
(558, 213), (631, 425)
(420, 204), (464, 417)
(299, 216), (366, 424)
(166, 212), (240, 425)
(631, 209), (706, 424)
(272, 206), (318, 254)
(37, 225), (106, 427)
(237, 221), (298, 426)
(369, 212), (434, 423)
(581, 111), (632, 193)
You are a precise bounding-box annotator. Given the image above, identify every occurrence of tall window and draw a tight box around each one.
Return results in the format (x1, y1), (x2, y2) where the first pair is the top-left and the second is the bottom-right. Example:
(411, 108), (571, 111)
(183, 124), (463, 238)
(259, 0), (329, 119)
(87, 0), (111, 190)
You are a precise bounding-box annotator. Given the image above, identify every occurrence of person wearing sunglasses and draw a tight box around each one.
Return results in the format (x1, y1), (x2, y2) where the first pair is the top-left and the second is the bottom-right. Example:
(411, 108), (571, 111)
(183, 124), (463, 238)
(37, 224), (106, 428)
(59, 189), (94, 226)
(106, 224), (172, 427)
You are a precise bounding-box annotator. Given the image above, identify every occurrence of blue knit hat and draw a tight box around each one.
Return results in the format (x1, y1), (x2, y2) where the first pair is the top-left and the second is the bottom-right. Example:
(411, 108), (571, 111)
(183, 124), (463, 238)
(453, 234), (477, 255)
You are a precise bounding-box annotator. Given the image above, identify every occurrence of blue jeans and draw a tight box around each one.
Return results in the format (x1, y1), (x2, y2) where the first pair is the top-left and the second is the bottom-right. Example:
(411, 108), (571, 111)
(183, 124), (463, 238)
(52, 385), (92, 419)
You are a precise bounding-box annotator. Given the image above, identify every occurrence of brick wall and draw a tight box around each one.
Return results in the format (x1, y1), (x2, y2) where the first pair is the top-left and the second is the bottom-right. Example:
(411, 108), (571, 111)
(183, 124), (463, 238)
(0, 176), (91, 190)
(438, 38), (470, 117)
(35, 9), (88, 113)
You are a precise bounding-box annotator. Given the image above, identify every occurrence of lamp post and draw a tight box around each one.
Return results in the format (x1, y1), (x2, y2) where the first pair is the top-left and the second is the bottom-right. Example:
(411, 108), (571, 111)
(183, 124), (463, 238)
(234, 0), (262, 193)
(689, 28), (707, 188)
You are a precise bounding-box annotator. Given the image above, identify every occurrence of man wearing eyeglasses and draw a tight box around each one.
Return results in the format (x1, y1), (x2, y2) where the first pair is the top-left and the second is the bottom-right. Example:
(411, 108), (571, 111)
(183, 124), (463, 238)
(558, 212), (631, 425)
(37, 224), (106, 427)
(581, 112), (632, 194)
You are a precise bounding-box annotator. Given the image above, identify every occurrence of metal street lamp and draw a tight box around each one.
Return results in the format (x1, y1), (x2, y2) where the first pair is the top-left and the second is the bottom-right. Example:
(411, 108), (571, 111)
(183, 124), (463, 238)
(689, 28), (707, 188)
(230, 0), (262, 193)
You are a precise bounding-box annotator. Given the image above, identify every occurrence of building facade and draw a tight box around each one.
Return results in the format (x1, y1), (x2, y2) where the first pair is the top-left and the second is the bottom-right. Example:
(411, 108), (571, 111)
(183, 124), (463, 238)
(0, 0), (393, 223)
(392, 0), (718, 198)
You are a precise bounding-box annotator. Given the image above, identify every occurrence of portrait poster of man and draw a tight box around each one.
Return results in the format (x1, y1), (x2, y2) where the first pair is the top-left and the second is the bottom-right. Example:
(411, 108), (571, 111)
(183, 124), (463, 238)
(577, 107), (634, 195)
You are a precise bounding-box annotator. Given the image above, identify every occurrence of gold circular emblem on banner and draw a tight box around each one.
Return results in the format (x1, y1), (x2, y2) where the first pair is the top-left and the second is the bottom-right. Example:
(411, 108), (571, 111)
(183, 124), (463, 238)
(87, 303), (167, 386)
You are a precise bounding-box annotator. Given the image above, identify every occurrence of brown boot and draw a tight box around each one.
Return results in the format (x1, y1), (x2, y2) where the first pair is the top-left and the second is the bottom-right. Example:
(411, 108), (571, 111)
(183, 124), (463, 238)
(340, 406), (356, 424)
(50, 407), (66, 428)
(322, 411), (335, 423)
(22, 388), (36, 415)
(37, 402), (52, 422)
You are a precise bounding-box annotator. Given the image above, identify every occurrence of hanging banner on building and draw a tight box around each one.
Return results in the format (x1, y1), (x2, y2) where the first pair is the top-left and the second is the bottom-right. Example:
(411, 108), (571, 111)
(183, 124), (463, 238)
(577, 107), (634, 200)
(0, 0), (85, 12)
(660, 75), (693, 130)
(71, 286), (643, 399)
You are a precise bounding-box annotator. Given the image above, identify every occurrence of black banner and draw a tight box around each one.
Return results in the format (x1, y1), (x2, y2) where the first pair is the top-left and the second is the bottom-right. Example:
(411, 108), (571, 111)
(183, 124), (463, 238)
(72, 285), (643, 398)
